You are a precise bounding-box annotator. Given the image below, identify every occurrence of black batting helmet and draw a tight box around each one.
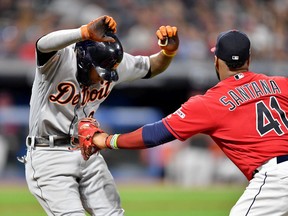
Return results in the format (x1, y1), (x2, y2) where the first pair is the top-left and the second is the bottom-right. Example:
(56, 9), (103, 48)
(75, 32), (123, 85)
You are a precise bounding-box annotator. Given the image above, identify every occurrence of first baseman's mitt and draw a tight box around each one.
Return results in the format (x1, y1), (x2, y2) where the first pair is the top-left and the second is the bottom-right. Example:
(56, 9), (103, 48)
(71, 118), (104, 160)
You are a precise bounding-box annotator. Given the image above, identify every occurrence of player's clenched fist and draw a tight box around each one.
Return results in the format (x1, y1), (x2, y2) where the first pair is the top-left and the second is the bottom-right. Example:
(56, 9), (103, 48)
(81, 15), (117, 42)
(156, 25), (179, 57)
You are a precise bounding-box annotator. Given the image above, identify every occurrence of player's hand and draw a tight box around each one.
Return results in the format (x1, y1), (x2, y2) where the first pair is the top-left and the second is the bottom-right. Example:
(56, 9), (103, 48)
(92, 132), (110, 150)
(81, 15), (117, 42)
(156, 25), (179, 57)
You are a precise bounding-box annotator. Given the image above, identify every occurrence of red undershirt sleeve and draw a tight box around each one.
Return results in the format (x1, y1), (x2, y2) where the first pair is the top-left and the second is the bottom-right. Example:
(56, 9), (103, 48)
(115, 120), (176, 149)
(117, 127), (146, 149)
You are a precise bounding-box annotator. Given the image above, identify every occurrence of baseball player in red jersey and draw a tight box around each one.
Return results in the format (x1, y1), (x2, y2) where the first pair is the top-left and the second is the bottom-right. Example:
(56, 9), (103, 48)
(81, 30), (288, 215)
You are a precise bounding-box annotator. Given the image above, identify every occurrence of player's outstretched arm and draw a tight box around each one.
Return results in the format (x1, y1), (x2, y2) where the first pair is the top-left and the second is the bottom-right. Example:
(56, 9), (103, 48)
(72, 118), (176, 160)
(149, 25), (179, 77)
(93, 120), (176, 150)
(37, 15), (117, 53)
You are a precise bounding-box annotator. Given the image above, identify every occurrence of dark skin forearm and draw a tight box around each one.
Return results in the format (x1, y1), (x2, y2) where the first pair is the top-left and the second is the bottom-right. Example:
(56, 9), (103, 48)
(149, 51), (175, 77)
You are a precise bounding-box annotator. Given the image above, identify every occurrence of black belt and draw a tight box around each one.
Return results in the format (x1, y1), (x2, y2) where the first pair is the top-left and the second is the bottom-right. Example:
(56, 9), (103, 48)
(276, 155), (288, 164)
(253, 155), (288, 177)
(26, 136), (71, 147)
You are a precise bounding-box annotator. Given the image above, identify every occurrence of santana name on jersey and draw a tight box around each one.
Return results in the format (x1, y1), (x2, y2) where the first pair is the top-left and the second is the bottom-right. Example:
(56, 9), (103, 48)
(220, 80), (281, 111)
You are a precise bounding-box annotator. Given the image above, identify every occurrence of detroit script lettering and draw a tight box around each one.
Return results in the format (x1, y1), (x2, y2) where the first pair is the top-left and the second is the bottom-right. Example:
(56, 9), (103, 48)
(49, 81), (111, 106)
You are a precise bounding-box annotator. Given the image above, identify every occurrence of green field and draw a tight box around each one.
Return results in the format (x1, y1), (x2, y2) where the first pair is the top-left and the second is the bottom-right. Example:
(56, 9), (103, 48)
(0, 182), (244, 216)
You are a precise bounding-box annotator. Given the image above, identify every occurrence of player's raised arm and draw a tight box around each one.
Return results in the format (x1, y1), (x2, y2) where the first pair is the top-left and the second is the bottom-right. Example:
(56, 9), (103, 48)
(37, 15), (117, 53)
(148, 25), (179, 77)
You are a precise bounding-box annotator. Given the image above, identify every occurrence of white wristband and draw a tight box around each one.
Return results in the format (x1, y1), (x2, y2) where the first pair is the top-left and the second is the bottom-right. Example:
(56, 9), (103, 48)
(110, 134), (120, 149)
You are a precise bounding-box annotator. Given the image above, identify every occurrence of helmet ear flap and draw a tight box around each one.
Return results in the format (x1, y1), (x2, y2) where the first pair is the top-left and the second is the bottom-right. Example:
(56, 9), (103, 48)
(75, 44), (92, 86)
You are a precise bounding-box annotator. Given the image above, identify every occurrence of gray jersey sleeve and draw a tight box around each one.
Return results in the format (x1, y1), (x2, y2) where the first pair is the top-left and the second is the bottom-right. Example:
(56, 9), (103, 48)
(116, 52), (150, 83)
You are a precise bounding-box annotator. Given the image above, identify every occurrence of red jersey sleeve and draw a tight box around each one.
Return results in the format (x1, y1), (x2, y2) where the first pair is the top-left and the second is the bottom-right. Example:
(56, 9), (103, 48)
(163, 95), (215, 141)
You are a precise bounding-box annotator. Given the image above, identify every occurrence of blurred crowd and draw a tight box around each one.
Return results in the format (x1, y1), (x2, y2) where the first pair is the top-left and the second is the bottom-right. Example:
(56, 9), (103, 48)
(1, 0), (288, 62)
(0, 0), (287, 184)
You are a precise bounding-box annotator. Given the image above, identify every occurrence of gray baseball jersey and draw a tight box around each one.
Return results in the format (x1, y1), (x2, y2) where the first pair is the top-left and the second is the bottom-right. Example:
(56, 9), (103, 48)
(29, 44), (149, 137)
(25, 43), (150, 215)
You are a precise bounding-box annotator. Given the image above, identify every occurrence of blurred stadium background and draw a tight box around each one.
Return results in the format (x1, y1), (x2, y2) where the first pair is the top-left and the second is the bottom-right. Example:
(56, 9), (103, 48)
(1, 0), (288, 214)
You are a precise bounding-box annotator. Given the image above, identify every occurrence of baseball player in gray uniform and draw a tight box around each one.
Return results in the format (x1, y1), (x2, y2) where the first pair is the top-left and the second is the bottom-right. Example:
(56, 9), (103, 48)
(23, 15), (179, 215)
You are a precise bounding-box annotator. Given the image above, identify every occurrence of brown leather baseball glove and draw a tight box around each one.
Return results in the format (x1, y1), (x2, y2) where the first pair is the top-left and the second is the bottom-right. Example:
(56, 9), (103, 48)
(71, 118), (104, 160)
